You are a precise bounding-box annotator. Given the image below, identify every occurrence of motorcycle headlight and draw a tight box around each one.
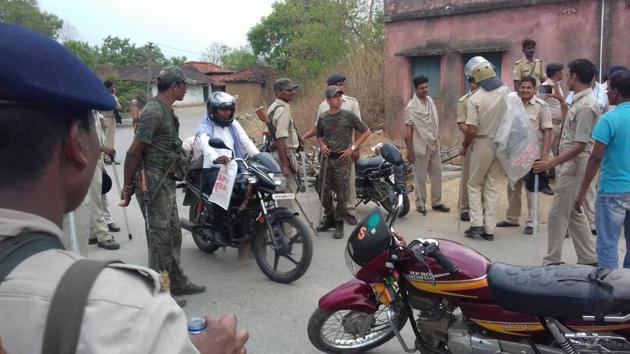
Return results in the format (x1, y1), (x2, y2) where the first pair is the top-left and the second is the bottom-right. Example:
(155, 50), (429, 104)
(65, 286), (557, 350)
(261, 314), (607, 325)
(269, 173), (288, 191)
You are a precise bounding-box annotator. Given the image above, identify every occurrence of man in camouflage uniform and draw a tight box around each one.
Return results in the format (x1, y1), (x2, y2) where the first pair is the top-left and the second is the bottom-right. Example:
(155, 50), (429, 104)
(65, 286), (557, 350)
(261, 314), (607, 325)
(122, 66), (206, 296)
(513, 38), (546, 90)
(302, 74), (363, 225)
(316, 86), (370, 239)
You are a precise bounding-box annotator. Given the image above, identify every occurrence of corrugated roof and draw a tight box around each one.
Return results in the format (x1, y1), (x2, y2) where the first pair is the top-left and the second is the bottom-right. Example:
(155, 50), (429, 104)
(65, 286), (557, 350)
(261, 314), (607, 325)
(184, 61), (234, 75)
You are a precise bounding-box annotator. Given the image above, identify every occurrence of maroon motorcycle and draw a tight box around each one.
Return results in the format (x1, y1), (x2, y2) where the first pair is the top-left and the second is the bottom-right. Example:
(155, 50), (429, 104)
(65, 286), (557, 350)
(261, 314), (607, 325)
(307, 196), (630, 353)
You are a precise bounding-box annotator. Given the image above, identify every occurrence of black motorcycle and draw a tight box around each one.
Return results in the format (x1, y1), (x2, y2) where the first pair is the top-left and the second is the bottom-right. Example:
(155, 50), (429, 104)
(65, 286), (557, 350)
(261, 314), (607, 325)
(180, 138), (313, 284)
(354, 143), (411, 217)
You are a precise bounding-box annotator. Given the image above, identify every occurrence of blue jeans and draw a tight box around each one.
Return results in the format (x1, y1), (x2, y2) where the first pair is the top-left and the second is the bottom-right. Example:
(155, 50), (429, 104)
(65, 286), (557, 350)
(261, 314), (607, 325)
(595, 192), (630, 268)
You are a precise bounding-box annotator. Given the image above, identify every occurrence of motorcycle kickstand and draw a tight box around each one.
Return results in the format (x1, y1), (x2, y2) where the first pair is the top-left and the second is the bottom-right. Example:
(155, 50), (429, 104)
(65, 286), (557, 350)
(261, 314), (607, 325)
(387, 307), (417, 353)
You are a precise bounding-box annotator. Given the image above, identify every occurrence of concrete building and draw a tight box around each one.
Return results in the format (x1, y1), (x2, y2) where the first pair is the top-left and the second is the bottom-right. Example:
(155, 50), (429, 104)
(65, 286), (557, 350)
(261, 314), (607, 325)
(384, 0), (630, 143)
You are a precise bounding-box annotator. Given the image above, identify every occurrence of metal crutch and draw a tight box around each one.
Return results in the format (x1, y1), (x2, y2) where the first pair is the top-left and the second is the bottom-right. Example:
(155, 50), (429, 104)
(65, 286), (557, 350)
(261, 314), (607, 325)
(111, 161), (133, 240)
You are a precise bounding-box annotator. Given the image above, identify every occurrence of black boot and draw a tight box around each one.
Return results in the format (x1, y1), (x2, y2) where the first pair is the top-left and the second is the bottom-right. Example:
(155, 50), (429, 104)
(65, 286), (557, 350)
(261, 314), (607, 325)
(316, 217), (336, 232)
(333, 221), (344, 239)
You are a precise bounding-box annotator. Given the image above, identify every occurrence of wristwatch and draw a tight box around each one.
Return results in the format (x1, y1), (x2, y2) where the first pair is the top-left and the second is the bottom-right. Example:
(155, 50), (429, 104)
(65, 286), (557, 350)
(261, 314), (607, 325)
(350, 145), (357, 152)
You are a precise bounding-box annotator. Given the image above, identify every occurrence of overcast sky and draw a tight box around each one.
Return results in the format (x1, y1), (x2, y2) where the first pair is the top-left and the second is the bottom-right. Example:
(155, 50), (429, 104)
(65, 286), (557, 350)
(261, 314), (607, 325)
(39, 0), (276, 60)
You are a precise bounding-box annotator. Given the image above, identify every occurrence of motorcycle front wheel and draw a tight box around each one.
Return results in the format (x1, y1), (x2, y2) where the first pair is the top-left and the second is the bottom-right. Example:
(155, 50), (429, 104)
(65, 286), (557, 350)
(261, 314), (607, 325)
(189, 198), (219, 254)
(307, 305), (408, 353)
(253, 215), (312, 283)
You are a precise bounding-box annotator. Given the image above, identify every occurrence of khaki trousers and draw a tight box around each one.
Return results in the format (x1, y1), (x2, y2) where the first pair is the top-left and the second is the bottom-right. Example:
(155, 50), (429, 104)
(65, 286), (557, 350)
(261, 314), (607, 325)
(584, 177), (597, 229)
(414, 148), (442, 208)
(544, 155), (597, 265)
(459, 154), (470, 212)
(272, 149), (299, 210)
(88, 164), (113, 243)
(102, 116), (116, 158)
(467, 139), (503, 235)
(504, 179), (537, 226)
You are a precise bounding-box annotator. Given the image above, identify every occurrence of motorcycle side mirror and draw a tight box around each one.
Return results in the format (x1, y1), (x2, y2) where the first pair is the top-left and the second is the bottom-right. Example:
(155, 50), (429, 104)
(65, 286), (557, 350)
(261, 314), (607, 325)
(208, 138), (230, 150)
(380, 143), (403, 165)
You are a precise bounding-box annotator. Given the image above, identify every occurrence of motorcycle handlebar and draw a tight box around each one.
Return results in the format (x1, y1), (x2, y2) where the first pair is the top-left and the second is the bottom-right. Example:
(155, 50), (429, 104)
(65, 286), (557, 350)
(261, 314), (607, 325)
(424, 243), (459, 275)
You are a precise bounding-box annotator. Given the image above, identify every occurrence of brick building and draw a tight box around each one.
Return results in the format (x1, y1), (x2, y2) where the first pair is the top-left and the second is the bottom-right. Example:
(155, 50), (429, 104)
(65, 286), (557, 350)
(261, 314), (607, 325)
(384, 0), (630, 143)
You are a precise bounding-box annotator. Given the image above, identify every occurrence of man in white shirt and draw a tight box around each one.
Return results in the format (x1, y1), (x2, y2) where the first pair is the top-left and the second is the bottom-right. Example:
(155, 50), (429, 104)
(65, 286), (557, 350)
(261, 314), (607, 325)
(194, 91), (259, 245)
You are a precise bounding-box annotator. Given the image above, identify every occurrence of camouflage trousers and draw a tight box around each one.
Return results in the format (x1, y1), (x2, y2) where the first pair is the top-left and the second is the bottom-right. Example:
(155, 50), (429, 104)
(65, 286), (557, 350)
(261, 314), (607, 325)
(321, 158), (351, 222)
(136, 171), (189, 289)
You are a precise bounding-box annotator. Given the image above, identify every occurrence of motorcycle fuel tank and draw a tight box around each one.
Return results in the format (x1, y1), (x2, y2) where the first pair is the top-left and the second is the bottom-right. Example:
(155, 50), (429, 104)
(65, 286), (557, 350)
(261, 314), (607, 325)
(400, 239), (494, 300)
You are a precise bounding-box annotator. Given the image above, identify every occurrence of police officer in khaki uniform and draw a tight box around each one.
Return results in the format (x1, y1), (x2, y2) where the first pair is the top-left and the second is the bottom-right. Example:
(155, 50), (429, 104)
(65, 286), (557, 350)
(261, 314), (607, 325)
(497, 77), (552, 235)
(534, 58), (599, 265)
(456, 79), (479, 222)
(302, 75), (362, 225)
(513, 39), (546, 90)
(268, 78), (300, 209)
(541, 63), (569, 178)
(99, 80), (121, 164)
(460, 57), (508, 241)
(0, 24), (247, 354)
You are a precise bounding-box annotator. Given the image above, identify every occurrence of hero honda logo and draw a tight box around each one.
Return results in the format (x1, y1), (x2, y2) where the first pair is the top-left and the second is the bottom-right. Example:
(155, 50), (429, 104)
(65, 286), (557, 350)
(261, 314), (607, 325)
(406, 271), (449, 281)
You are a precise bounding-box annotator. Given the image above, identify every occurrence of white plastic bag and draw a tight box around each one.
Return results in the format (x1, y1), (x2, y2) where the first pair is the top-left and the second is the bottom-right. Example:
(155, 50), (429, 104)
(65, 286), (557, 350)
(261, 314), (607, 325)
(208, 160), (238, 210)
(494, 92), (540, 184)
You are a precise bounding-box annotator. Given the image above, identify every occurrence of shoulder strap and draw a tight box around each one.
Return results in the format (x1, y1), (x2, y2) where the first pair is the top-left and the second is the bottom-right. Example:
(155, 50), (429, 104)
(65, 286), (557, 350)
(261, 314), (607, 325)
(268, 105), (282, 122)
(42, 259), (120, 354)
(0, 232), (64, 284)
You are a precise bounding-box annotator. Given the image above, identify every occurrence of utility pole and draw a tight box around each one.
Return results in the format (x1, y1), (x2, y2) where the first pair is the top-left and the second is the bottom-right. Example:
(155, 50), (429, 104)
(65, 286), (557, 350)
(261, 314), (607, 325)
(146, 42), (153, 101)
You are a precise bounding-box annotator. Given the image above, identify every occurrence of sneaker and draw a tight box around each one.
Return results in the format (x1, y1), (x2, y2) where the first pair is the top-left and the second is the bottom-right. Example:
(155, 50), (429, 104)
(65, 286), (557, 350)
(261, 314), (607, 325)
(524, 226), (533, 235)
(333, 221), (344, 239)
(107, 223), (121, 232)
(171, 282), (207, 296)
(97, 239), (120, 250)
(432, 204), (450, 213)
(316, 217), (336, 232)
(416, 206), (427, 216)
(460, 211), (470, 222)
(496, 220), (519, 227)
(464, 226), (484, 238)
(346, 214), (358, 226)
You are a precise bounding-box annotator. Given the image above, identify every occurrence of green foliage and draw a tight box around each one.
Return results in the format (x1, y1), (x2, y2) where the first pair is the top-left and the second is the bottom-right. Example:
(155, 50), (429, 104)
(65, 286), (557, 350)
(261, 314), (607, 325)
(247, 0), (384, 81)
(109, 80), (147, 112)
(221, 46), (258, 71)
(0, 0), (63, 38)
(63, 40), (99, 67)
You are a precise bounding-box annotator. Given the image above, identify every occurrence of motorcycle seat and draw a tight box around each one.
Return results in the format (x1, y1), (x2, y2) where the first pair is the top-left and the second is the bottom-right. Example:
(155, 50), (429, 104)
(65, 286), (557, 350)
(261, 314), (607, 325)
(355, 156), (390, 174)
(488, 263), (630, 319)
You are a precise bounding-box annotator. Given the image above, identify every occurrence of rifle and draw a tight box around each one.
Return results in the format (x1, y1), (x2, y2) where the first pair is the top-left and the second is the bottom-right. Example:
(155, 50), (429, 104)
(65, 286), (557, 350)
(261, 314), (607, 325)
(255, 106), (278, 141)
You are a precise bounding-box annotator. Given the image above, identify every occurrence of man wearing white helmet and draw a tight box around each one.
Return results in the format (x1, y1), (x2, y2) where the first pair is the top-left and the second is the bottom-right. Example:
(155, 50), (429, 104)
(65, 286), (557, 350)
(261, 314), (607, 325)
(459, 57), (508, 241)
(194, 91), (259, 246)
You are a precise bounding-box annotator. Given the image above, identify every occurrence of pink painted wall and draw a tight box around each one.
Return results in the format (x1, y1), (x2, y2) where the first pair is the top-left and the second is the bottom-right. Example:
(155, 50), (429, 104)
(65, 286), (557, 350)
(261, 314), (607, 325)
(384, 0), (627, 141)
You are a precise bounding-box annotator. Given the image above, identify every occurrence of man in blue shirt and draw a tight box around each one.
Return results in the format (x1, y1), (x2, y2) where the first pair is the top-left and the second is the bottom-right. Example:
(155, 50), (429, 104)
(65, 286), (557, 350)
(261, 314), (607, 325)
(575, 71), (630, 268)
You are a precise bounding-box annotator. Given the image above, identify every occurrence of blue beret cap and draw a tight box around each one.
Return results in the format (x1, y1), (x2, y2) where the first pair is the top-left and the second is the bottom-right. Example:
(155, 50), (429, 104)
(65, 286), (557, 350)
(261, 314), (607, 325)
(0, 24), (115, 111)
(326, 74), (346, 86)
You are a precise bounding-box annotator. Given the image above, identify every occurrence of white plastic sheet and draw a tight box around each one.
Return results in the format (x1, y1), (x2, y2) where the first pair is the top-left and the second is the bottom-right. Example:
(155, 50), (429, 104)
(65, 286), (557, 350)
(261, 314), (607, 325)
(209, 160), (238, 210)
(494, 91), (540, 184)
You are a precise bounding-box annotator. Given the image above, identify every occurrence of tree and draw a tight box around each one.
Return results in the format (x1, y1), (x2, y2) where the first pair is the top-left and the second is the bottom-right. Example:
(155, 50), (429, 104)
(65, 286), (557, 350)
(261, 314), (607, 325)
(201, 41), (230, 65)
(64, 40), (99, 67)
(247, 0), (384, 80)
(221, 46), (258, 71)
(0, 0), (63, 38)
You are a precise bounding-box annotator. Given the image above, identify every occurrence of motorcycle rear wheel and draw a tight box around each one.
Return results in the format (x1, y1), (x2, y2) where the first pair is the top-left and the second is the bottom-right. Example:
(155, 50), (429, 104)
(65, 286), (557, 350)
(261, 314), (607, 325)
(381, 193), (410, 217)
(189, 198), (219, 254)
(307, 305), (408, 353)
(253, 215), (312, 283)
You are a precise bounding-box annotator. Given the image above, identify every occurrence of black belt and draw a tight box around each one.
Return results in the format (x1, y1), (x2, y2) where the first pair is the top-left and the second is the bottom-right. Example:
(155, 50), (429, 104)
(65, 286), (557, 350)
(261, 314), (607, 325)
(326, 151), (344, 160)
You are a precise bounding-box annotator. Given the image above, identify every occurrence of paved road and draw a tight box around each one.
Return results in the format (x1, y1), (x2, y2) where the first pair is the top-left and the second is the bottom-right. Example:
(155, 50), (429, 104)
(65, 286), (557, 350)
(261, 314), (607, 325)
(92, 105), (599, 353)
